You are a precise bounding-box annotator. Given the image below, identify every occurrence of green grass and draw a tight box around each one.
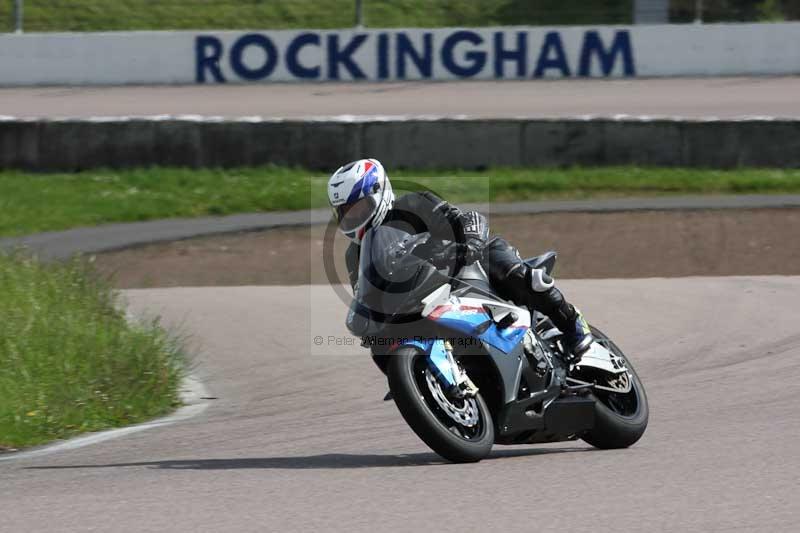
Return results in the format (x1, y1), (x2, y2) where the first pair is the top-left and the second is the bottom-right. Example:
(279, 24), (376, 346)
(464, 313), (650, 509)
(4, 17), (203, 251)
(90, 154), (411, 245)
(0, 0), (632, 33)
(0, 253), (184, 450)
(2, 166), (800, 238)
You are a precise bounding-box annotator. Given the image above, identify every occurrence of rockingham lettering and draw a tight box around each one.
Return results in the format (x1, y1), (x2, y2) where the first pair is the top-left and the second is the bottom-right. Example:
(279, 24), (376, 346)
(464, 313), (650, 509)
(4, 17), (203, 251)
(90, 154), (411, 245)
(195, 29), (637, 83)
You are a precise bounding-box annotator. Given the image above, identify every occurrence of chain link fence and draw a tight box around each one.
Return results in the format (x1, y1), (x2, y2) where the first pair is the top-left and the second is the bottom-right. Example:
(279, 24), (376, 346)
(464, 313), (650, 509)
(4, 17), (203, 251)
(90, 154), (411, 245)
(2, 0), (799, 33)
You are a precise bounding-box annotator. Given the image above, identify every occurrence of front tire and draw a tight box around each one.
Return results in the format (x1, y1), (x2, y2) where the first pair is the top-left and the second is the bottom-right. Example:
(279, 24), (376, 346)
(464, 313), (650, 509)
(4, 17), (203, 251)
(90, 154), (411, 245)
(581, 327), (649, 449)
(387, 347), (494, 463)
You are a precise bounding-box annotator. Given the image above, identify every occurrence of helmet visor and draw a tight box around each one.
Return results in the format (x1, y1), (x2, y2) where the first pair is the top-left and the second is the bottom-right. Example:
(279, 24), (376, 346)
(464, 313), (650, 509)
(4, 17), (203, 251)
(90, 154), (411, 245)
(336, 195), (378, 233)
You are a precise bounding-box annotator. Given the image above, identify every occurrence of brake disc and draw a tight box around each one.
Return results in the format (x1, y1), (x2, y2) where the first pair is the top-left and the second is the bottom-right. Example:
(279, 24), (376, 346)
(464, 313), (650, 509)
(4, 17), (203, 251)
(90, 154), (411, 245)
(425, 370), (479, 427)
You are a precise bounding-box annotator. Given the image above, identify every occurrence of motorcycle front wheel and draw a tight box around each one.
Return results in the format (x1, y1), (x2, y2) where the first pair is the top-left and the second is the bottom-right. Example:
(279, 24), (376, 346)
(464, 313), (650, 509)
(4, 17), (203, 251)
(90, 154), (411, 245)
(581, 326), (649, 449)
(387, 346), (495, 463)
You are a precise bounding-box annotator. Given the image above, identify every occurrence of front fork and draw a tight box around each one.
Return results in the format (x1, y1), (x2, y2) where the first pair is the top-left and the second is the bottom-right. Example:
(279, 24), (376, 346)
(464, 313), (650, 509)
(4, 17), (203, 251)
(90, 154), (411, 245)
(396, 338), (479, 398)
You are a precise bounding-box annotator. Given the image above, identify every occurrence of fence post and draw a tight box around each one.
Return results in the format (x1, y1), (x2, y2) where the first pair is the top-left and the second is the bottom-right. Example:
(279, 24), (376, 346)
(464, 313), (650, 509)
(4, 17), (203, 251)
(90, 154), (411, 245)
(355, 0), (364, 28)
(694, 0), (704, 23)
(13, 0), (23, 33)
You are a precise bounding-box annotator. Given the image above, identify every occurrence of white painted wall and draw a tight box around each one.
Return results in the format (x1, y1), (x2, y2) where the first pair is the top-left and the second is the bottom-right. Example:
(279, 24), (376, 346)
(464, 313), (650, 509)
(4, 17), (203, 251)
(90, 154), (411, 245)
(0, 23), (798, 86)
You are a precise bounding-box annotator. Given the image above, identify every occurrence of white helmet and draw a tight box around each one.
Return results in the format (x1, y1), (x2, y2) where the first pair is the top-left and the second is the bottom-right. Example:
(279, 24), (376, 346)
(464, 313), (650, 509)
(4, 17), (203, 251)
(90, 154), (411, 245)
(328, 158), (394, 243)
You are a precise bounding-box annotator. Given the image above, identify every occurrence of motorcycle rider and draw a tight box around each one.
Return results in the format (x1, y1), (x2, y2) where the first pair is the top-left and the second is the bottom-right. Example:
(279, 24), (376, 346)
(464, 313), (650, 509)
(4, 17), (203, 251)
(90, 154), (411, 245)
(328, 158), (593, 364)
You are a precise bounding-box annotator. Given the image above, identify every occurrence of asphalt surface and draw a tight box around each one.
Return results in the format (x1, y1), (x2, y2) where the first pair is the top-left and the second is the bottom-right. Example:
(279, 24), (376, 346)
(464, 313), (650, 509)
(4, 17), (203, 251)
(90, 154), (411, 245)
(5, 194), (800, 260)
(3, 75), (799, 531)
(2, 77), (799, 119)
(2, 278), (799, 532)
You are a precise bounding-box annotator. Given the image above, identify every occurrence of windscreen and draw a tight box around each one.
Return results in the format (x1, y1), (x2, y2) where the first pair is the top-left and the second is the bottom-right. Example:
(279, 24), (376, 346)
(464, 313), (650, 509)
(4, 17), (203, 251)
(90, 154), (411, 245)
(355, 226), (434, 319)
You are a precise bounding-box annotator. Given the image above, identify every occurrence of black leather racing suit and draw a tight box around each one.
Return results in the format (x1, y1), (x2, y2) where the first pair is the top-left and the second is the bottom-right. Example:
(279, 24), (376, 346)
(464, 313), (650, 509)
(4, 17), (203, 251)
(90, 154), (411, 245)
(345, 191), (584, 371)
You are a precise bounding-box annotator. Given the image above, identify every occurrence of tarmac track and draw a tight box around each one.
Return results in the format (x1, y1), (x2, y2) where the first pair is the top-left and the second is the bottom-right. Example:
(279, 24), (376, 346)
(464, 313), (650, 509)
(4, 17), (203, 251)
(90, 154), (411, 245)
(2, 278), (799, 532)
(2, 76), (800, 119)
(2, 77), (800, 531)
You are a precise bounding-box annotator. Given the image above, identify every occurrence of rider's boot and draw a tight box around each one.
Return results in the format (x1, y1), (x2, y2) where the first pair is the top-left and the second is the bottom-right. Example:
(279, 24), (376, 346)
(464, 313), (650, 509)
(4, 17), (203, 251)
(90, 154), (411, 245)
(557, 308), (594, 363)
(481, 237), (594, 363)
(526, 269), (594, 363)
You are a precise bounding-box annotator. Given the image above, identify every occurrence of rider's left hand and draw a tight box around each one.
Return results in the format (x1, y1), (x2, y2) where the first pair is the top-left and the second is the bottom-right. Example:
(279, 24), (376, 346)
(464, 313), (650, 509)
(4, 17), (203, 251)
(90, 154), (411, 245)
(460, 241), (484, 265)
(430, 242), (483, 268)
(457, 210), (488, 266)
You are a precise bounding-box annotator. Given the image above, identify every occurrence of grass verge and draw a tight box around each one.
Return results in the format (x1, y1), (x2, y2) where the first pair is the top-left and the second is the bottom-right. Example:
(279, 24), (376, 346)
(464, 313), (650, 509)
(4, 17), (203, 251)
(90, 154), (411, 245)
(0, 1), (631, 33)
(0, 252), (184, 450)
(2, 166), (800, 237)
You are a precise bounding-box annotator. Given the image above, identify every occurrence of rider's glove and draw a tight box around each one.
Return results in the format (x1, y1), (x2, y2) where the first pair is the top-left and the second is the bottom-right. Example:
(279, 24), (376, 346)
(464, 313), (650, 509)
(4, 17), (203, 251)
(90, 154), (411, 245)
(458, 242), (484, 265)
(456, 211), (488, 265)
(429, 241), (482, 268)
(428, 242), (459, 269)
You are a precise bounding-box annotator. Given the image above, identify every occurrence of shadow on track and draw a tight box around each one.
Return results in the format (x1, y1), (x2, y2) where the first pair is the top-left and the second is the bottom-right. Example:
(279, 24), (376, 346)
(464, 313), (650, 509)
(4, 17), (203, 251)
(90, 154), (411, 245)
(27, 447), (591, 470)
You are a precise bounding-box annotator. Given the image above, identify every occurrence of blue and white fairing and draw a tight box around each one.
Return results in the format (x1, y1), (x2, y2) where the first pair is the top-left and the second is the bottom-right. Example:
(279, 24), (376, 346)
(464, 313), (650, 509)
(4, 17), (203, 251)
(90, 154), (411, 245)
(419, 284), (530, 354)
(393, 284), (530, 389)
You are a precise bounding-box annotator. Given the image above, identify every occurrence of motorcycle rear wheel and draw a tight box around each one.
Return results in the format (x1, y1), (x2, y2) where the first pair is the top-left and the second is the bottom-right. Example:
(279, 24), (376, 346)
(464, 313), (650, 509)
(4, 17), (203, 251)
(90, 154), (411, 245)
(581, 326), (649, 449)
(387, 346), (495, 463)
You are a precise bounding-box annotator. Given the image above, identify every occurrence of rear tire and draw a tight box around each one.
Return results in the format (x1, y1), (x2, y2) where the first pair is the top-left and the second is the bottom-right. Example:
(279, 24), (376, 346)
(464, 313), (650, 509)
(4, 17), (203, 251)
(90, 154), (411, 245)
(581, 327), (649, 449)
(387, 347), (494, 463)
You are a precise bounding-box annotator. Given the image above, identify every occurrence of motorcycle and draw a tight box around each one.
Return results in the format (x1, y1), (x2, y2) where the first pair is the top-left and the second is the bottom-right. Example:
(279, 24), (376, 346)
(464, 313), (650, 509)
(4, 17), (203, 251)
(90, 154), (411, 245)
(351, 225), (649, 463)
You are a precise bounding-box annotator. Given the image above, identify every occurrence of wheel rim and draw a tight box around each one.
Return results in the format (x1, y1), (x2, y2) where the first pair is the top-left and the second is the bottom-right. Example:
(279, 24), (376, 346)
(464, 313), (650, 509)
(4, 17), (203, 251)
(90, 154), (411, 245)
(592, 335), (642, 419)
(412, 354), (487, 441)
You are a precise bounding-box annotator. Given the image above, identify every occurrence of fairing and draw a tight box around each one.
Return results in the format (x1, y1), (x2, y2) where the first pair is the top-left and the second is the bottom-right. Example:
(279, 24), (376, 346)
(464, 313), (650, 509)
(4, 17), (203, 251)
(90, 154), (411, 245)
(425, 297), (529, 354)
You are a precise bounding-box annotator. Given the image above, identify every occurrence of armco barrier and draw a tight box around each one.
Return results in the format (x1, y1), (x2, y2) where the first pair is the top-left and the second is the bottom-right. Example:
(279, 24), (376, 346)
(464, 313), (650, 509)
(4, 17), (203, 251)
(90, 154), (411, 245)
(1, 117), (799, 171)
